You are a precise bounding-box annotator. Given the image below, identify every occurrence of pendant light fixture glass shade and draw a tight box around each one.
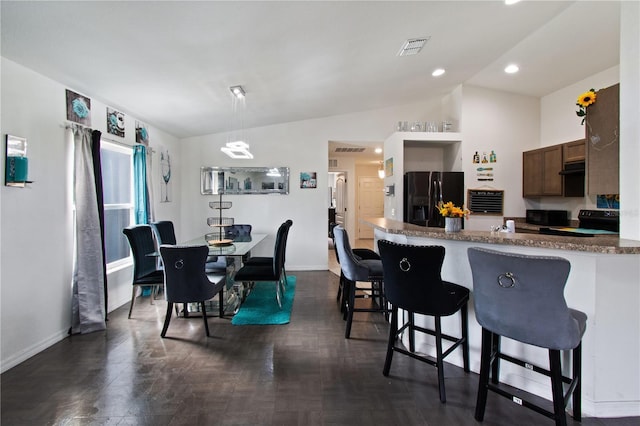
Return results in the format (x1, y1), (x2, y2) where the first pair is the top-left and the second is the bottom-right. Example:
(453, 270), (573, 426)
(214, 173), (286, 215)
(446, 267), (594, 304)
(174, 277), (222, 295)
(221, 85), (252, 159)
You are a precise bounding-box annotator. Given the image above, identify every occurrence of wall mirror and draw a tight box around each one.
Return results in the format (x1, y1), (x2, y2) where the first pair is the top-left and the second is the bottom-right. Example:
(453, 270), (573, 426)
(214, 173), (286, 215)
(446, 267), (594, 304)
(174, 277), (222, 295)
(201, 166), (290, 195)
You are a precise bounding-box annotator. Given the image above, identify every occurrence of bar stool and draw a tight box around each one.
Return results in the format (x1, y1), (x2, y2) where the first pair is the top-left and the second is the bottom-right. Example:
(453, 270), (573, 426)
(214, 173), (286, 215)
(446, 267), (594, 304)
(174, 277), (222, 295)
(333, 225), (389, 338)
(378, 240), (470, 403)
(467, 247), (587, 426)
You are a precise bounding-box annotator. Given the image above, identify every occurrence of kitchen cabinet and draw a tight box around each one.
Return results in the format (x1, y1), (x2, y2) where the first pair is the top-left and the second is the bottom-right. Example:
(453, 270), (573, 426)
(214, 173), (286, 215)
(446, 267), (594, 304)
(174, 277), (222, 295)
(522, 144), (563, 197)
(563, 139), (585, 163)
(586, 84), (619, 195)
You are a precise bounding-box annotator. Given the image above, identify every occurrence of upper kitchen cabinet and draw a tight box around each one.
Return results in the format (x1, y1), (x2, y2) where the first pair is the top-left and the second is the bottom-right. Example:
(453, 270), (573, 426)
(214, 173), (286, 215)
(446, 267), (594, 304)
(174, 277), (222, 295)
(586, 84), (619, 195)
(563, 139), (586, 163)
(523, 144), (563, 197)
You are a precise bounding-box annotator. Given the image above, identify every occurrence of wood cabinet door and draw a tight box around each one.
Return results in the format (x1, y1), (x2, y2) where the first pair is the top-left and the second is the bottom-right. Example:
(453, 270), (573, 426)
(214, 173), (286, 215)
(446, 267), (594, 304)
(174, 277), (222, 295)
(523, 150), (543, 196)
(542, 145), (563, 195)
(564, 139), (586, 163)
(587, 84), (619, 195)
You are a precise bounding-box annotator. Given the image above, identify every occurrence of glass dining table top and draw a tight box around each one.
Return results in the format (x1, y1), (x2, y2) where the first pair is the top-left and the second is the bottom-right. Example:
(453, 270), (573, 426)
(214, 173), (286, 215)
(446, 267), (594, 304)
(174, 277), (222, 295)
(181, 233), (267, 257)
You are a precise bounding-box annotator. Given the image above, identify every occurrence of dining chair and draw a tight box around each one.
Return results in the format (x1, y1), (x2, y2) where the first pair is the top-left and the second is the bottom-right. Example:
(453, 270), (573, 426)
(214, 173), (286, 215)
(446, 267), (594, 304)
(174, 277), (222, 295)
(378, 240), (469, 403)
(333, 225), (389, 338)
(122, 225), (165, 318)
(159, 245), (226, 338)
(468, 247), (586, 426)
(243, 220), (292, 283)
(150, 220), (177, 245)
(233, 221), (289, 308)
(205, 224), (254, 273)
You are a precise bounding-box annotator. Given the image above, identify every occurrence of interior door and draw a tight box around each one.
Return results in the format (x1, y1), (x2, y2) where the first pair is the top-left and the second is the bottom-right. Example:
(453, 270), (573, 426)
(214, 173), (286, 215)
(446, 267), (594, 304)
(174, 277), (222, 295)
(335, 174), (347, 228)
(357, 176), (384, 239)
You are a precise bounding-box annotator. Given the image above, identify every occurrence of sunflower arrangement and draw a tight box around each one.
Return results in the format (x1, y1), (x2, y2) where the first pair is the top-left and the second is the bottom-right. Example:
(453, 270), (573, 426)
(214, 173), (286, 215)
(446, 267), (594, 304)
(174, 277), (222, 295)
(437, 201), (469, 218)
(576, 88), (597, 125)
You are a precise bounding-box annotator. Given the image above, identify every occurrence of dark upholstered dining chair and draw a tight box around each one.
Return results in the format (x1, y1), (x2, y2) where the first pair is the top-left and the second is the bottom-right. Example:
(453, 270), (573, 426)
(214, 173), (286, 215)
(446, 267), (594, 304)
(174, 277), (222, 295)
(159, 245), (226, 338)
(333, 225), (389, 338)
(150, 220), (177, 246)
(378, 240), (469, 403)
(122, 225), (165, 319)
(468, 247), (587, 426)
(243, 220), (292, 283)
(233, 221), (289, 308)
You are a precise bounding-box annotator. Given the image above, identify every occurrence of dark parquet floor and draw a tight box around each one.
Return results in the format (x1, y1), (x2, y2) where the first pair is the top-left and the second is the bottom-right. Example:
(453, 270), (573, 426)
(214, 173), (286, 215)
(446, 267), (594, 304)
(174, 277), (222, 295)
(2, 270), (638, 425)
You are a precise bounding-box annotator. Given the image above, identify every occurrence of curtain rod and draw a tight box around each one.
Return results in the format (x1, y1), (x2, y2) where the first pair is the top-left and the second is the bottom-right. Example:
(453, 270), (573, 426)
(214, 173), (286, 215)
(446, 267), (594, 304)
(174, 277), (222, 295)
(62, 123), (156, 153)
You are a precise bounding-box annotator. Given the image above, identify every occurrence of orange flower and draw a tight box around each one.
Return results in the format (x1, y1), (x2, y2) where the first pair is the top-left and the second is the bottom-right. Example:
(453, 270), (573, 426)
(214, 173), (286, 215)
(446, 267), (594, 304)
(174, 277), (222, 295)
(437, 201), (469, 218)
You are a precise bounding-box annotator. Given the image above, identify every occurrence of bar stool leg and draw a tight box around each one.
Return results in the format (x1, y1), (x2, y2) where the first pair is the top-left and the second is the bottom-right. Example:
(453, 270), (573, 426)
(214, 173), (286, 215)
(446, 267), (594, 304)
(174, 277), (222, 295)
(461, 304), (470, 372)
(475, 327), (492, 421)
(408, 312), (416, 352)
(549, 349), (567, 426)
(383, 305), (398, 376)
(491, 333), (501, 384)
(435, 316), (446, 403)
(573, 343), (582, 421)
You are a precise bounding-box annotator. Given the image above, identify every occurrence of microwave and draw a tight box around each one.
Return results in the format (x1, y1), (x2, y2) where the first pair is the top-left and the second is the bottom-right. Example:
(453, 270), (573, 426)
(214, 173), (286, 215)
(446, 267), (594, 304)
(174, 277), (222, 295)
(526, 210), (569, 226)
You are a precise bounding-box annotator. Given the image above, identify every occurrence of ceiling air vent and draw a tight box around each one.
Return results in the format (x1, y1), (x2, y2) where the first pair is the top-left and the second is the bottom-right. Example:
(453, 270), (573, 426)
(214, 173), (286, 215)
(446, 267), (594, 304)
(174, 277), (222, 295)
(329, 159), (338, 168)
(334, 147), (366, 153)
(397, 37), (430, 56)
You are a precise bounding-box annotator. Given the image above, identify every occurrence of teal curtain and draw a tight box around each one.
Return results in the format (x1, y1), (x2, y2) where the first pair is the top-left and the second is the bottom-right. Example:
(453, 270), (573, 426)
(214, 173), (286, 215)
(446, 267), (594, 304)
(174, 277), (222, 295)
(133, 145), (148, 224)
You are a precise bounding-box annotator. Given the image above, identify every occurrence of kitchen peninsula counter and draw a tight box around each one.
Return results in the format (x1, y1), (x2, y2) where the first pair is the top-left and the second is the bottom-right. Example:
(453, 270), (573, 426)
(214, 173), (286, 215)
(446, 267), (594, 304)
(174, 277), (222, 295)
(363, 217), (640, 254)
(362, 217), (640, 417)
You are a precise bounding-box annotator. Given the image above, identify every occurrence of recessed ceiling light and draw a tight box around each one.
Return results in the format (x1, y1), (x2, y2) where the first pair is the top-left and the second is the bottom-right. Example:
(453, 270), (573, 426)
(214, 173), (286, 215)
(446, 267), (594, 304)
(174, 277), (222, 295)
(374, 147), (382, 154)
(505, 0), (521, 5)
(504, 64), (519, 74)
(432, 68), (446, 77)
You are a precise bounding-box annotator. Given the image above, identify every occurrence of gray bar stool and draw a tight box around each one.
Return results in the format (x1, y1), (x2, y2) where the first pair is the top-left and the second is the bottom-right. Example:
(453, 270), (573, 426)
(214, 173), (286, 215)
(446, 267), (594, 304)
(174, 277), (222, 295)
(467, 247), (587, 426)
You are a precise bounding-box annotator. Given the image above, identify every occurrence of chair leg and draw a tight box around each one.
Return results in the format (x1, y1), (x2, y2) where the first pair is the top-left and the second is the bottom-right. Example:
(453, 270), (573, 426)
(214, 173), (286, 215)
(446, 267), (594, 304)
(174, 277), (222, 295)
(275, 280), (282, 308)
(435, 316), (446, 403)
(475, 328), (493, 421)
(461, 303), (470, 372)
(128, 286), (137, 319)
(491, 333), (501, 385)
(218, 288), (225, 318)
(341, 274), (350, 319)
(572, 343), (582, 421)
(549, 349), (568, 426)
(161, 302), (173, 337)
(408, 312), (416, 352)
(345, 279), (356, 338)
(201, 302), (210, 337)
(383, 305), (398, 376)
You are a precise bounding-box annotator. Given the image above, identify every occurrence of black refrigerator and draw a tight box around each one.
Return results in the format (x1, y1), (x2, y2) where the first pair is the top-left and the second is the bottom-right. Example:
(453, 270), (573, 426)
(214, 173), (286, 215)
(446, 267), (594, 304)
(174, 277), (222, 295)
(404, 171), (465, 227)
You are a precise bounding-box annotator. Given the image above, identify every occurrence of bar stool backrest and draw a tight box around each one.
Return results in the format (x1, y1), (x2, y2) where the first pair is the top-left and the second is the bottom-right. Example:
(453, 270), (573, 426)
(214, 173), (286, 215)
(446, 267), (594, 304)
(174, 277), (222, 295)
(333, 226), (368, 282)
(467, 247), (582, 350)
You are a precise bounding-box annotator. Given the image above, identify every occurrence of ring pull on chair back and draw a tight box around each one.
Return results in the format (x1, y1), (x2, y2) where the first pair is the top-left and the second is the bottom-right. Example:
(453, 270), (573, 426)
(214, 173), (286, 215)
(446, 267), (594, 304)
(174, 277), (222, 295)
(467, 247), (587, 426)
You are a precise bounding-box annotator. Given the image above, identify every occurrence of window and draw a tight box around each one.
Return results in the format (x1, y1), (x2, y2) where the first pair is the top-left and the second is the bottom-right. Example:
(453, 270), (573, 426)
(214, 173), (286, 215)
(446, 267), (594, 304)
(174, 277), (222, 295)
(101, 141), (134, 268)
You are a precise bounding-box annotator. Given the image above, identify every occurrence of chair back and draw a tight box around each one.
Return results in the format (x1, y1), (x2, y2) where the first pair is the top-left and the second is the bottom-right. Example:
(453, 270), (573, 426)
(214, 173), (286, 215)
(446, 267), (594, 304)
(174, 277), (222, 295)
(271, 220), (291, 274)
(333, 225), (369, 282)
(151, 221), (177, 245)
(378, 240), (460, 315)
(123, 225), (159, 280)
(467, 247), (582, 350)
(224, 224), (252, 241)
(160, 245), (219, 303)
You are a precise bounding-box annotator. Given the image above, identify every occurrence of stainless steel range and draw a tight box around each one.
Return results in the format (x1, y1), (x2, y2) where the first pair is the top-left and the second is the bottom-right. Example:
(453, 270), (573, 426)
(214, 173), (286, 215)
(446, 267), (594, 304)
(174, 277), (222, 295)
(539, 209), (619, 237)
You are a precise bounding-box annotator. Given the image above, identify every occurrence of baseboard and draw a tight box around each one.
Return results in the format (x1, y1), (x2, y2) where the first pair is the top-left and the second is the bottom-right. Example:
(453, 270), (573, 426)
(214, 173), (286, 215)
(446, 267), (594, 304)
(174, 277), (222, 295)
(1, 329), (69, 373)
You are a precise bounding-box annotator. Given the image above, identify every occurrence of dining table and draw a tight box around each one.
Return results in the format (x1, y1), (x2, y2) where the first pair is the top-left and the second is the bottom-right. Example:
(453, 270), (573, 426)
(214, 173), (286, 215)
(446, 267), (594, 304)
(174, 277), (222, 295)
(180, 232), (268, 314)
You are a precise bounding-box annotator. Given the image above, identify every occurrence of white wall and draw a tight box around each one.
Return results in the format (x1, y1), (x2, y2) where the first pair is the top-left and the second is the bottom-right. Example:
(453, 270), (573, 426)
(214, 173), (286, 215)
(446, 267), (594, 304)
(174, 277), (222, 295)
(0, 58), (180, 372)
(461, 85), (540, 231)
(178, 100), (448, 270)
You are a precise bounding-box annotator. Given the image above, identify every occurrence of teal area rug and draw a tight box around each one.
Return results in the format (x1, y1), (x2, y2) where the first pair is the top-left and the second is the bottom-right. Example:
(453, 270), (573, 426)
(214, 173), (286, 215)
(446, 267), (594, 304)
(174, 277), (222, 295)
(231, 275), (296, 325)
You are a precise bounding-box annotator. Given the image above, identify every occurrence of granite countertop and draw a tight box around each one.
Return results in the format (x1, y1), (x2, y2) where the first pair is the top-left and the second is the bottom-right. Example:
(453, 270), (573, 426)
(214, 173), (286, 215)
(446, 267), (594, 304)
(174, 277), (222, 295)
(363, 217), (640, 255)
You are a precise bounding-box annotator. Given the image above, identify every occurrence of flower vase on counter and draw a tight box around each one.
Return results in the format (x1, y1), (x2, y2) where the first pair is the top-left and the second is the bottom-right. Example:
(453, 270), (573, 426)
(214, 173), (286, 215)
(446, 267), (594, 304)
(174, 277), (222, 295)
(445, 217), (462, 233)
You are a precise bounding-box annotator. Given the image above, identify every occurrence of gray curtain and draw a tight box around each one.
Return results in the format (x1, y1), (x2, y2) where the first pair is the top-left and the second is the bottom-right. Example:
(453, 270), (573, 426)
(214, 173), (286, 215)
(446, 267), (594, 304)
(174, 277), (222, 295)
(71, 126), (106, 334)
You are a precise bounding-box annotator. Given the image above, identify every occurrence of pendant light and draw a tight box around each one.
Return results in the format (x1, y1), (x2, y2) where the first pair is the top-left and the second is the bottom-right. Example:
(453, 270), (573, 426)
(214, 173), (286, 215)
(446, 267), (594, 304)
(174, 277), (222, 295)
(221, 85), (253, 159)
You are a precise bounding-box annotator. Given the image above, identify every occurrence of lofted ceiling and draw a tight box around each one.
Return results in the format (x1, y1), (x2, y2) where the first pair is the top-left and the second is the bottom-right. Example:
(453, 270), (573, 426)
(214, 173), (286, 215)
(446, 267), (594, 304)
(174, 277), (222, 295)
(1, 1), (620, 141)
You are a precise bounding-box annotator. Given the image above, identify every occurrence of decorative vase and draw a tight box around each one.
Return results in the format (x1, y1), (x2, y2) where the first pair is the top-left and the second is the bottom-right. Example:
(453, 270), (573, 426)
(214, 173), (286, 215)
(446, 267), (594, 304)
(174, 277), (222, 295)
(445, 217), (462, 232)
